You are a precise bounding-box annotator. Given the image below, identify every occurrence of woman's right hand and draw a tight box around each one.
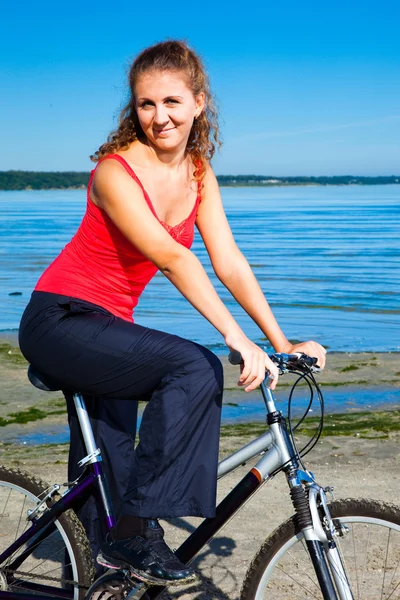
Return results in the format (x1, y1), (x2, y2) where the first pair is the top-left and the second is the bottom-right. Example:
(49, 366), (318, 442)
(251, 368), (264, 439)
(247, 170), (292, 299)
(225, 332), (279, 391)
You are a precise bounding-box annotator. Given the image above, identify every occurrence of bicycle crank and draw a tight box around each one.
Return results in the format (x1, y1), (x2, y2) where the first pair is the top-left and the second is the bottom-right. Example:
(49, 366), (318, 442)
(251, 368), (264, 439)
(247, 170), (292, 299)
(85, 570), (147, 600)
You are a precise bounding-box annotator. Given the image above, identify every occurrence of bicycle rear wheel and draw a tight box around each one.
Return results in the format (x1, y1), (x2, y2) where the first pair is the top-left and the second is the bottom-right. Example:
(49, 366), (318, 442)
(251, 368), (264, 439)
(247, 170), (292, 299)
(241, 498), (400, 599)
(0, 466), (95, 599)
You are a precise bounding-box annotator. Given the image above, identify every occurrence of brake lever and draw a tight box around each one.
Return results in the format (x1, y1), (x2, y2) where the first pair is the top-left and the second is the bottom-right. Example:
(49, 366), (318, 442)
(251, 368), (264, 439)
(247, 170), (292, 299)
(271, 352), (320, 374)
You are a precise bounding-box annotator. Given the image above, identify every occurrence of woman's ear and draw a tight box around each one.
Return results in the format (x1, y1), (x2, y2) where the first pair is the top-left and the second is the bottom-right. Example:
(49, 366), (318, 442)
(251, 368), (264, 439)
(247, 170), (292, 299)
(195, 92), (205, 117)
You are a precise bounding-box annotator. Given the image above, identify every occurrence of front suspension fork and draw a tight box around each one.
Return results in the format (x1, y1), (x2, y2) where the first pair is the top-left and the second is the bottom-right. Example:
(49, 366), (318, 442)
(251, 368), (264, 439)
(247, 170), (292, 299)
(289, 472), (353, 600)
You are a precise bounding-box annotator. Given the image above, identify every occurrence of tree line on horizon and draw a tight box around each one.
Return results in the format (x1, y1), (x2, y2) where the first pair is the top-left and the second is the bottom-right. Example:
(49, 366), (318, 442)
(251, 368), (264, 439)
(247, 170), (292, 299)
(0, 170), (399, 190)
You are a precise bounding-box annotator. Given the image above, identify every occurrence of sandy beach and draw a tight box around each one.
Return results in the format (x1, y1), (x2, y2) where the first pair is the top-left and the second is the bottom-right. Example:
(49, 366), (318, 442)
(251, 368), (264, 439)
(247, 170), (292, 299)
(0, 336), (399, 598)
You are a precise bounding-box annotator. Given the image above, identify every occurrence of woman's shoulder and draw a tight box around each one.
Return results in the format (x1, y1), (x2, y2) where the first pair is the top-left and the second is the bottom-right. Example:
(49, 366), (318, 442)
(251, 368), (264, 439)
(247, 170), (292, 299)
(200, 160), (218, 189)
(93, 153), (143, 185)
(90, 154), (145, 207)
(95, 153), (130, 173)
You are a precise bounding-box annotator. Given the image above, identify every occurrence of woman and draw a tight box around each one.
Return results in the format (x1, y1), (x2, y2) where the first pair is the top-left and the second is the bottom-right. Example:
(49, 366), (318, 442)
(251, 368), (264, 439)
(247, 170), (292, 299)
(19, 40), (326, 585)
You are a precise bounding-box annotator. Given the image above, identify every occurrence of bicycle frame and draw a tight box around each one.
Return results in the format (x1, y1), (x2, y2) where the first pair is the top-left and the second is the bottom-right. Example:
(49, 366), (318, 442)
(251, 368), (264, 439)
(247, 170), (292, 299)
(0, 374), (352, 600)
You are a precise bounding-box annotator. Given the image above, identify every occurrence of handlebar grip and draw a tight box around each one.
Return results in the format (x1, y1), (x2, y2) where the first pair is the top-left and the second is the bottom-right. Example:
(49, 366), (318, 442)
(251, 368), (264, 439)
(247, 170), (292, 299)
(228, 350), (243, 365)
(300, 354), (318, 366)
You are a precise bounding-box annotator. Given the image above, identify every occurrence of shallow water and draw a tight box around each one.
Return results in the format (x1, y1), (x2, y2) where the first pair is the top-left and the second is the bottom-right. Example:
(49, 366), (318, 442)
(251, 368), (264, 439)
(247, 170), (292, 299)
(1, 185), (399, 352)
(2, 386), (399, 446)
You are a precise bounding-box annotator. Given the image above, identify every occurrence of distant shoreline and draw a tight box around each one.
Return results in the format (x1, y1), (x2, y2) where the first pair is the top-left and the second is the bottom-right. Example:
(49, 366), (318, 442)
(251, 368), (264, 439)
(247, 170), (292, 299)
(1, 171), (399, 191)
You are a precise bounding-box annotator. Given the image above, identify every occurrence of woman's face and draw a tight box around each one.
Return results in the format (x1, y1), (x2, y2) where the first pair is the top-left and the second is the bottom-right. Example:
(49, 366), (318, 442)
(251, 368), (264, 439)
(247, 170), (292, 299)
(134, 70), (204, 153)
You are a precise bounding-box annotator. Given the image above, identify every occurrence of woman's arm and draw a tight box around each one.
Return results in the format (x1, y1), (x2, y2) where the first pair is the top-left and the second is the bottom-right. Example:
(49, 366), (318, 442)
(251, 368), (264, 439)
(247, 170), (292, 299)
(196, 165), (326, 368)
(91, 160), (280, 390)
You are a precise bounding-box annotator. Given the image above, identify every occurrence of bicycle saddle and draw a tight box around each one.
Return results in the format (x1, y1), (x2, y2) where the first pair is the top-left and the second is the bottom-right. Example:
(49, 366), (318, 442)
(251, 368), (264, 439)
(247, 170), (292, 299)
(27, 365), (62, 392)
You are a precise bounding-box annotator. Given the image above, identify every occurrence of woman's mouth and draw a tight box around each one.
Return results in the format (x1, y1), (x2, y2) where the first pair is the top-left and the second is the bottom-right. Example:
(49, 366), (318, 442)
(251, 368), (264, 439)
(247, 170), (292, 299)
(154, 127), (176, 137)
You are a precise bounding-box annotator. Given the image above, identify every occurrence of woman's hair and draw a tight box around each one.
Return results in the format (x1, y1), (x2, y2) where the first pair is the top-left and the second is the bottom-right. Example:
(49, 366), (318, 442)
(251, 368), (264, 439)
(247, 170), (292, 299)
(90, 40), (221, 180)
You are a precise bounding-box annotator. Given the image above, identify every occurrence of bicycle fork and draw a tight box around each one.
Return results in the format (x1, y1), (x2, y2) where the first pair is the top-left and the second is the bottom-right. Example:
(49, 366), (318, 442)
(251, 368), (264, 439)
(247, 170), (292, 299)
(260, 377), (354, 600)
(288, 471), (354, 600)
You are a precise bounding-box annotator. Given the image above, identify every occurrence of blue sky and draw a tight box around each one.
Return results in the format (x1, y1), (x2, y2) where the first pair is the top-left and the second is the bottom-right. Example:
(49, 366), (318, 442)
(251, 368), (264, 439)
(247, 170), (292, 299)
(1, 0), (399, 175)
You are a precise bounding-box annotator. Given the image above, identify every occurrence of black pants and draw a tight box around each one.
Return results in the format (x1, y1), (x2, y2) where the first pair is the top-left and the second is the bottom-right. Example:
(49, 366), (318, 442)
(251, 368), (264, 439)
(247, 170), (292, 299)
(19, 292), (223, 520)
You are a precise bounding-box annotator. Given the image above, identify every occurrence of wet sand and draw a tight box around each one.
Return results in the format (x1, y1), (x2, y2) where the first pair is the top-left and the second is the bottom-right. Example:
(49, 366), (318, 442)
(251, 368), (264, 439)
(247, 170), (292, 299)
(1, 334), (399, 420)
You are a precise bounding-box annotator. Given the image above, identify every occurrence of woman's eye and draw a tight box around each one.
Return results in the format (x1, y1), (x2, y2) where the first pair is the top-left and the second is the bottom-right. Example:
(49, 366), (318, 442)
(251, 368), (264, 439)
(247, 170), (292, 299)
(166, 99), (179, 104)
(140, 101), (153, 108)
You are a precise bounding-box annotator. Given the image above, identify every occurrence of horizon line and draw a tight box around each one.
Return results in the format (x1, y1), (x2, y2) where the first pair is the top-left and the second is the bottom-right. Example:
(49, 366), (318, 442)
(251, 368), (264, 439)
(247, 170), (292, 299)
(1, 170), (399, 178)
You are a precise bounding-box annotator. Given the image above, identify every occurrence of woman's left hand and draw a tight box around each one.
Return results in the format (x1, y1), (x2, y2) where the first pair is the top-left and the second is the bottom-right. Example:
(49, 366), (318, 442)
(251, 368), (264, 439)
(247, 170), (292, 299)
(281, 340), (327, 369)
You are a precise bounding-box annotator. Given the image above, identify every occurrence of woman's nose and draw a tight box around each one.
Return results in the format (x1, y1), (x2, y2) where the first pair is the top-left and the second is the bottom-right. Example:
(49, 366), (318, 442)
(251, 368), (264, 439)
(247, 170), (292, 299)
(154, 104), (169, 125)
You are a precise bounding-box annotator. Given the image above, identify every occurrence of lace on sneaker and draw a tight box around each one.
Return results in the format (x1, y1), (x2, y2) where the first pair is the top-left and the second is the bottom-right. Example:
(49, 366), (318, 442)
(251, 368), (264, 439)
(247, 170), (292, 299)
(149, 538), (181, 566)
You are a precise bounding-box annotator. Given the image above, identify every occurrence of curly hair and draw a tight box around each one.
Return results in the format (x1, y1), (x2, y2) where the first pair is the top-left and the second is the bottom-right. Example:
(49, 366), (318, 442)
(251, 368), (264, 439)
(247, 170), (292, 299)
(90, 40), (221, 181)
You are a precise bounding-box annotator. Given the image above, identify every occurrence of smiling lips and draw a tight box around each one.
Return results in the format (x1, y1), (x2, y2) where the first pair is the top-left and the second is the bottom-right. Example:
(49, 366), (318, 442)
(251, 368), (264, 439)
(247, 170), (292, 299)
(154, 127), (176, 137)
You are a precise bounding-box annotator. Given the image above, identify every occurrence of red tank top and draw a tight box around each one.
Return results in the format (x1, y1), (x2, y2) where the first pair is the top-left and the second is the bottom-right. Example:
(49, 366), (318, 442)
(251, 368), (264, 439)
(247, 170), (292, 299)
(35, 154), (201, 322)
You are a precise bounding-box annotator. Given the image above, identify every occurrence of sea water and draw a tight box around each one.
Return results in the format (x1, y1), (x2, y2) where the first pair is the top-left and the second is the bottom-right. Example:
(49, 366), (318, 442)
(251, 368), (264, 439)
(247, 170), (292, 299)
(1, 185), (398, 352)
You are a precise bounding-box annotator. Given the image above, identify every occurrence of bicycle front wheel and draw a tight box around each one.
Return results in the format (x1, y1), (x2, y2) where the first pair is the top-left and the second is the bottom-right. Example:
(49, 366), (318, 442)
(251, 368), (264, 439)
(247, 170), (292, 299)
(0, 466), (95, 599)
(241, 498), (400, 599)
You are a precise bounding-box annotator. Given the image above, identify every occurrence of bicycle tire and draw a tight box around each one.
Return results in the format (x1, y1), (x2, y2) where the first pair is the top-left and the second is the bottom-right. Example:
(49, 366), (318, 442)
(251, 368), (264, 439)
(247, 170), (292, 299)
(241, 498), (400, 599)
(0, 466), (96, 599)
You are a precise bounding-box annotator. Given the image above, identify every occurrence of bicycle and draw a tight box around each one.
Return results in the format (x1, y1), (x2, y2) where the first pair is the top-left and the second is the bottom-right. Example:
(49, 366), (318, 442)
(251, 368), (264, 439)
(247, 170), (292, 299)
(1, 352), (400, 600)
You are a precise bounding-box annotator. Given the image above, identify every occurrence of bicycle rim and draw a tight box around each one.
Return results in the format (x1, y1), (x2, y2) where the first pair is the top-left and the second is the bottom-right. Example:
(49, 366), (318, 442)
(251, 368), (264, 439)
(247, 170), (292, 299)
(244, 500), (400, 599)
(0, 475), (85, 599)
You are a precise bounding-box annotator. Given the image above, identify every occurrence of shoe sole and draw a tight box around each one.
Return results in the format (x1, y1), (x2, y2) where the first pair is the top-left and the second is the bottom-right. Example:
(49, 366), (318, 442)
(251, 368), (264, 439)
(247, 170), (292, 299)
(97, 551), (197, 587)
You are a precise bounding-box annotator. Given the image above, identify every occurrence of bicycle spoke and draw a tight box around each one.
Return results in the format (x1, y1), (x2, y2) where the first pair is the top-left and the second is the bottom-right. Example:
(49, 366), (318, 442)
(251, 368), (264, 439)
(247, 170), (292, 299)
(18, 540), (71, 576)
(5, 522), (55, 568)
(385, 578), (400, 600)
(0, 487), (13, 562)
(389, 542), (400, 594)
(352, 522), (360, 600)
(15, 493), (28, 543)
(273, 563), (321, 599)
(361, 526), (372, 600)
(0, 486), (12, 523)
(334, 533), (355, 597)
(291, 542), (322, 593)
(2, 488), (31, 567)
(382, 529), (392, 600)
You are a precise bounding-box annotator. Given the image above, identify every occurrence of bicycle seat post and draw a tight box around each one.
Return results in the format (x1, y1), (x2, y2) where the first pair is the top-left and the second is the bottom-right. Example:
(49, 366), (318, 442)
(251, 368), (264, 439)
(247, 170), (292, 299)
(73, 392), (117, 531)
(73, 392), (102, 466)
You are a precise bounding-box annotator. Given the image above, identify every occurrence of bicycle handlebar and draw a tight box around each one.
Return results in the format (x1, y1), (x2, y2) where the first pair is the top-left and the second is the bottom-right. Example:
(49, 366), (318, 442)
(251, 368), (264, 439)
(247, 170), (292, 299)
(228, 350), (319, 372)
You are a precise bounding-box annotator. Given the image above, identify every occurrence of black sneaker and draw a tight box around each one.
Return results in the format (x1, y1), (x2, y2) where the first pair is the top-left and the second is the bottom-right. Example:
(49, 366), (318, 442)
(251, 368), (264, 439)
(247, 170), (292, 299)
(97, 519), (196, 586)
